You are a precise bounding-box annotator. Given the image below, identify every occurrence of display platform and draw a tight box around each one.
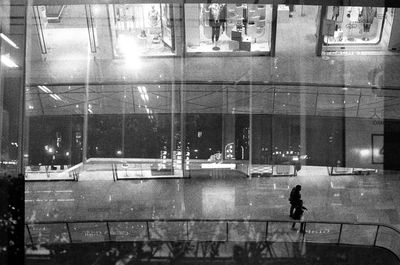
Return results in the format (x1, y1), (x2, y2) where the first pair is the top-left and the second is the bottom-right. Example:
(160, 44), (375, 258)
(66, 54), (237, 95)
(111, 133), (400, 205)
(328, 167), (378, 176)
(25, 164), (80, 181)
(78, 158), (183, 180)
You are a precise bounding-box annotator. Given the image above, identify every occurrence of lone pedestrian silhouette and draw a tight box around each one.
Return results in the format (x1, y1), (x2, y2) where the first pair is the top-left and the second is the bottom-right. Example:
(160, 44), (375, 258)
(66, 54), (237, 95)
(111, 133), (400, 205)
(289, 185), (302, 217)
(291, 200), (308, 232)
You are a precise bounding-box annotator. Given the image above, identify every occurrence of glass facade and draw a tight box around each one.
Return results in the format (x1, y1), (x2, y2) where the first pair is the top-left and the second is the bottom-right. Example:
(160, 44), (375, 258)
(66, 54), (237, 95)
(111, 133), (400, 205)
(111, 4), (175, 56)
(0, 2), (398, 179)
(1, 1), (400, 264)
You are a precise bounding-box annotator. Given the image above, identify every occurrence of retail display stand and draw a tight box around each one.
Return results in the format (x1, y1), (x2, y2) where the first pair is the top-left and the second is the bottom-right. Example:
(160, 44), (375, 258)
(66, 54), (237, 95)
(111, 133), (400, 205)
(231, 29), (252, 51)
(213, 43), (221, 50)
(240, 37), (252, 51)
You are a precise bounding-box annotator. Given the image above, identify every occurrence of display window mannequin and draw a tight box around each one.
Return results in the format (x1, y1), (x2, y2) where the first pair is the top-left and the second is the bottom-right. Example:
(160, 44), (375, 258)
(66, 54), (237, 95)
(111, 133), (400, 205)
(361, 7), (377, 33)
(346, 7), (362, 22)
(332, 6), (340, 21)
(209, 4), (223, 43)
(148, 5), (159, 28)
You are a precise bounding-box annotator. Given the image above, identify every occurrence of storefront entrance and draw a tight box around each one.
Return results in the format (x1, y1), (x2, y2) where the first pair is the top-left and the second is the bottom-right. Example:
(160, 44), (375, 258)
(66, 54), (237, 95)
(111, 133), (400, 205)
(110, 3), (175, 57)
(275, 5), (320, 56)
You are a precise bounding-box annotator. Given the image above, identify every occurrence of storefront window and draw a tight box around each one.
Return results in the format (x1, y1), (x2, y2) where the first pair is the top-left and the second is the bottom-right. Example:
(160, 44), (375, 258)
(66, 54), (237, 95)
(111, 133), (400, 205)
(185, 4), (272, 53)
(324, 6), (385, 45)
(110, 4), (175, 56)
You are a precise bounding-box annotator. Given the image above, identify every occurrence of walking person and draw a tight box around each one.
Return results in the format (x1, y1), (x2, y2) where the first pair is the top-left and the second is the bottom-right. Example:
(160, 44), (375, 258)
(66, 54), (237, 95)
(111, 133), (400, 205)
(289, 185), (302, 217)
(291, 200), (308, 232)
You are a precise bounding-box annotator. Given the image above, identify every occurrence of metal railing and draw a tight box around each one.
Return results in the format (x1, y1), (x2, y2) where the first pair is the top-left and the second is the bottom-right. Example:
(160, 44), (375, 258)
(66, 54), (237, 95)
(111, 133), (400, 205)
(25, 218), (400, 261)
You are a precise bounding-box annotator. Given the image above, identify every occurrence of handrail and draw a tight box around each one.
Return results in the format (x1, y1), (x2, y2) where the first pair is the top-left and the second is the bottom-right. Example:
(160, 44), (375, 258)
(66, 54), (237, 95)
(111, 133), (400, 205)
(24, 218), (400, 232)
(25, 218), (400, 261)
(26, 80), (400, 92)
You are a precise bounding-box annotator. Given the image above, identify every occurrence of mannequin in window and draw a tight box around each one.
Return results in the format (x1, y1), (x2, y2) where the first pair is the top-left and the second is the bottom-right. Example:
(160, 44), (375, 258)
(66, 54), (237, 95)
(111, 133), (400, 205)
(148, 5), (159, 28)
(361, 7), (377, 40)
(332, 6), (340, 31)
(209, 3), (223, 50)
(332, 6), (340, 21)
(288, 5), (294, 18)
(219, 4), (227, 33)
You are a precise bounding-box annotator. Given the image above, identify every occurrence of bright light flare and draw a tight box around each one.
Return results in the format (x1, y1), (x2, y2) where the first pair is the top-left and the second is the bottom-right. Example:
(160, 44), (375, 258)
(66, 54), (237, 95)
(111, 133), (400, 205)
(359, 149), (371, 157)
(118, 35), (142, 69)
(1, 55), (18, 68)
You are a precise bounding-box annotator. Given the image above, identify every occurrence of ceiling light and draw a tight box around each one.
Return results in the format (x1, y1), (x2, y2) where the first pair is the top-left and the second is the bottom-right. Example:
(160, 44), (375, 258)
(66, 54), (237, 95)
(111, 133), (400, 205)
(38, 85), (52, 93)
(0, 33), (19, 49)
(50, 94), (62, 101)
(1, 55), (18, 68)
(51, 94), (62, 101)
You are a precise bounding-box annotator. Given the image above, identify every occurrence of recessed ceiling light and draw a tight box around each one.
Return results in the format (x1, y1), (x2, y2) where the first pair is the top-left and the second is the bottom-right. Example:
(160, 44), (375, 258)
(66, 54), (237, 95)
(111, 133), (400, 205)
(0, 33), (19, 49)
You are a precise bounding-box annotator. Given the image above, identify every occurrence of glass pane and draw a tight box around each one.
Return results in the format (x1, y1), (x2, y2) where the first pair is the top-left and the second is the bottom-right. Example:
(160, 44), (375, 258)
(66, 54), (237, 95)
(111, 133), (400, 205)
(0, 3), (25, 174)
(340, 224), (377, 245)
(267, 221), (303, 242)
(149, 221), (187, 241)
(69, 222), (108, 243)
(25, 226), (32, 245)
(228, 221), (265, 241)
(27, 223), (70, 245)
(108, 221), (148, 241)
(376, 225), (400, 258)
(188, 221), (226, 241)
(304, 223), (341, 243)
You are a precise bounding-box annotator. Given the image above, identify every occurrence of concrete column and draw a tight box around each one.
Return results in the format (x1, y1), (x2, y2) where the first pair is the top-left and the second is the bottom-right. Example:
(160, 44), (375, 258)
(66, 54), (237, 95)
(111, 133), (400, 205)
(172, 3), (184, 55)
(93, 4), (113, 60)
(388, 8), (400, 51)
(183, 4), (200, 49)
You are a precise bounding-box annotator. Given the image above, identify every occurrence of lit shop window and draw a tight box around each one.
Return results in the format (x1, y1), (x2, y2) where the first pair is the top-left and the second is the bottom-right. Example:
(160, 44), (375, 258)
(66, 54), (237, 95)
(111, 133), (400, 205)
(324, 6), (385, 45)
(185, 4), (272, 53)
(109, 4), (174, 56)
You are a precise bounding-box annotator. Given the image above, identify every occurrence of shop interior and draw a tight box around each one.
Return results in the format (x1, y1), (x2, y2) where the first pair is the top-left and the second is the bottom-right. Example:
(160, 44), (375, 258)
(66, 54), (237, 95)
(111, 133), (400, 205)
(31, 4), (175, 60)
(111, 4), (175, 57)
(324, 6), (385, 45)
(185, 4), (272, 53)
